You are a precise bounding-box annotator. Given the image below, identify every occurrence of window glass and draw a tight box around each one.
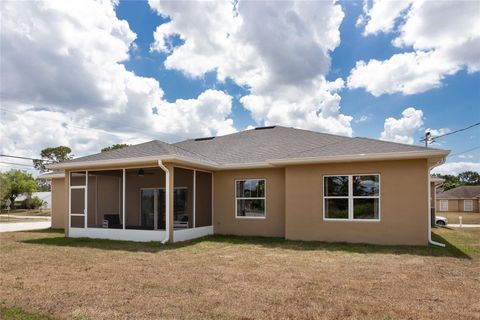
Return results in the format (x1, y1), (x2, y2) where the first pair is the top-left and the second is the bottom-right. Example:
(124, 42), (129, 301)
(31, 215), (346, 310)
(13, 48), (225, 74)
(236, 179), (266, 218)
(325, 198), (349, 219)
(464, 200), (473, 211)
(324, 174), (380, 221)
(353, 198), (379, 219)
(236, 179), (265, 198)
(353, 175), (379, 196)
(324, 176), (349, 196)
(236, 199), (265, 217)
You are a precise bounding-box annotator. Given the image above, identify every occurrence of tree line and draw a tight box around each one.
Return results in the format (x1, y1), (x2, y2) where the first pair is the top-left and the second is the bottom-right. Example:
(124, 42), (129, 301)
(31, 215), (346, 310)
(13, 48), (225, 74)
(432, 171), (480, 191)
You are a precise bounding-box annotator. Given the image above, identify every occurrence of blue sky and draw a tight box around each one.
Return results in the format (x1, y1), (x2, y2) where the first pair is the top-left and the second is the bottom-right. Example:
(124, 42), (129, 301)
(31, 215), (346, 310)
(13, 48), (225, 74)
(0, 0), (479, 175)
(116, 0), (479, 165)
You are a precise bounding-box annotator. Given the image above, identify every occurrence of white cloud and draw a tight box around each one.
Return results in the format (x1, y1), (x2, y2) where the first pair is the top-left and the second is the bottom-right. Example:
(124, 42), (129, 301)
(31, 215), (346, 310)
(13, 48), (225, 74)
(354, 115), (370, 123)
(0, 0), (236, 163)
(432, 162), (480, 175)
(348, 1), (480, 96)
(149, 0), (353, 136)
(426, 127), (450, 137)
(457, 155), (474, 160)
(380, 107), (423, 144)
(348, 51), (459, 96)
(361, 0), (411, 35)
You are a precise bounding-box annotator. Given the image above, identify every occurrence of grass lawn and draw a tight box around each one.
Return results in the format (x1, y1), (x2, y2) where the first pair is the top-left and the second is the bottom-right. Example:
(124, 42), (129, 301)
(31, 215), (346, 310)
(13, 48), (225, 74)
(0, 228), (479, 320)
(438, 211), (480, 225)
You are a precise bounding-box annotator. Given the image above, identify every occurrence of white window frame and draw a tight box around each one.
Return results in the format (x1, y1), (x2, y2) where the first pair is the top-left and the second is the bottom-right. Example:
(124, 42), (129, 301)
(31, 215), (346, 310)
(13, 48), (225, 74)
(235, 179), (266, 219)
(464, 199), (473, 212)
(323, 174), (381, 222)
(439, 200), (448, 211)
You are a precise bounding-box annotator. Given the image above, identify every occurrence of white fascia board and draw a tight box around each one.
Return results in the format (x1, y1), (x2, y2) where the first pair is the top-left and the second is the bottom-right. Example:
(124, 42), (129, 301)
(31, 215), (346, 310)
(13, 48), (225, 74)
(37, 173), (65, 179)
(267, 150), (450, 166)
(47, 149), (450, 171)
(47, 155), (218, 171)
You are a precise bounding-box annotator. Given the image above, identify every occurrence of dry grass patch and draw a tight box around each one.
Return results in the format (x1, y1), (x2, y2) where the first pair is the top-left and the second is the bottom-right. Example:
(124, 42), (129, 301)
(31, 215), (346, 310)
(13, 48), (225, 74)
(0, 229), (479, 320)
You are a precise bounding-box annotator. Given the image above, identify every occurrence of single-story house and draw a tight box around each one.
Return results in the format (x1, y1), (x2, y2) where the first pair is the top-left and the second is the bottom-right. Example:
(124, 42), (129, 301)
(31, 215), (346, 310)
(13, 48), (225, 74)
(436, 185), (480, 213)
(41, 126), (449, 245)
(14, 191), (52, 209)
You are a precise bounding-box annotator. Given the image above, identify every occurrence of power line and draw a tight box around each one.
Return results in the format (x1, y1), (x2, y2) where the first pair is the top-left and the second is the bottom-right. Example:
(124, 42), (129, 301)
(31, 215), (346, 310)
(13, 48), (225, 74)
(0, 161), (35, 167)
(0, 154), (42, 161)
(449, 145), (480, 157)
(420, 121), (480, 146)
(432, 122), (480, 139)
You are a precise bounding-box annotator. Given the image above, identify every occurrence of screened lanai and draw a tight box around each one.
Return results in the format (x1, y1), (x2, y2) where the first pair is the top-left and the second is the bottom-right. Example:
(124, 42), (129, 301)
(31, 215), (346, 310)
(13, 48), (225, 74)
(68, 165), (213, 242)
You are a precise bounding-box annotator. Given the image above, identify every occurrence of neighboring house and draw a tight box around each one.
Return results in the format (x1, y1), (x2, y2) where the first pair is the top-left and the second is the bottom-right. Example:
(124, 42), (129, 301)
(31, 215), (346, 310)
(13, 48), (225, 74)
(15, 192), (52, 209)
(436, 186), (480, 213)
(41, 126), (449, 245)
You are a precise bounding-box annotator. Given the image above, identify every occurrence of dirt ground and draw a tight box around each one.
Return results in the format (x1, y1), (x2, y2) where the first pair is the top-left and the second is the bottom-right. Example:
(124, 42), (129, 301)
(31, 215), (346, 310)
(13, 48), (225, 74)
(0, 229), (479, 320)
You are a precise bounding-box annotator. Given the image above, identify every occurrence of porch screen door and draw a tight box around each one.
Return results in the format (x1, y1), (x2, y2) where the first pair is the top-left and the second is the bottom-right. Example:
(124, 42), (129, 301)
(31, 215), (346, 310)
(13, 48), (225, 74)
(70, 187), (86, 228)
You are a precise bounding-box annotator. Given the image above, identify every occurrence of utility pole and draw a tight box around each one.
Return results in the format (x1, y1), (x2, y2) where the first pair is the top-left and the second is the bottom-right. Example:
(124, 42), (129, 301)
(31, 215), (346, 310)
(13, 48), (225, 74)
(424, 131), (431, 148)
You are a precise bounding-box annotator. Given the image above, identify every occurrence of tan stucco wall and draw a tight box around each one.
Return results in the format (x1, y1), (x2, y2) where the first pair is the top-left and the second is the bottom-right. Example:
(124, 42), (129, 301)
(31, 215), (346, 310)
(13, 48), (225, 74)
(213, 168), (285, 237)
(285, 159), (429, 245)
(51, 178), (67, 229)
(436, 199), (480, 213)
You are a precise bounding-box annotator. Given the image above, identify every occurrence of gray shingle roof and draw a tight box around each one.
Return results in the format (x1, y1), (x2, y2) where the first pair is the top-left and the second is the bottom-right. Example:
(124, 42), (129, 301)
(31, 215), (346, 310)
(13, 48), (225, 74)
(69, 140), (215, 164)
(61, 126), (446, 167)
(437, 186), (480, 199)
(174, 126), (440, 164)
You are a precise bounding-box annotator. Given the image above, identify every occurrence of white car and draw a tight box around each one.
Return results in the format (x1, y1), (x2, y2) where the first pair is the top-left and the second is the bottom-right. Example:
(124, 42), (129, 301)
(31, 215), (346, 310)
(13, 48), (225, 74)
(436, 216), (448, 226)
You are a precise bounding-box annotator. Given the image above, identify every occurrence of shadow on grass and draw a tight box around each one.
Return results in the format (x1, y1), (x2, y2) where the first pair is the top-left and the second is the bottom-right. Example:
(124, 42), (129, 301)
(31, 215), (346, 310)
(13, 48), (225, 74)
(20, 231), (472, 259)
(19, 228), (64, 234)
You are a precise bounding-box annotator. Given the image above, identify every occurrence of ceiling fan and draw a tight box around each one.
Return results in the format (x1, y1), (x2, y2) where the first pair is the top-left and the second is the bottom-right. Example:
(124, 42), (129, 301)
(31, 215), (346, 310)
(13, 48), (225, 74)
(137, 168), (155, 176)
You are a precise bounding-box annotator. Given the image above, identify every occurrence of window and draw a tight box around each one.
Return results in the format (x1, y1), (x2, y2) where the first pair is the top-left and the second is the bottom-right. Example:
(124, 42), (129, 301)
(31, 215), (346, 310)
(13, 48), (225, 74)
(439, 200), (448, 211)
(324, 174), (380, 221)
(464, 200), (473, 212)
(235, 179), (266, 218)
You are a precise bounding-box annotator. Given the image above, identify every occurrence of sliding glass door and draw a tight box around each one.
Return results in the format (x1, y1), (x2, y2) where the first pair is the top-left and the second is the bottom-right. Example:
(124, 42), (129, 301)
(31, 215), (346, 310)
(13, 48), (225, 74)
(140, 189), (166, 230)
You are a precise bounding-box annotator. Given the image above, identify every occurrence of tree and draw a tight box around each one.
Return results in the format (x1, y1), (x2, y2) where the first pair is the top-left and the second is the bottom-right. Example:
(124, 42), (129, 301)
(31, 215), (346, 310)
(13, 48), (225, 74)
(432, 171), (480, 191)
(458, 171), (480, 185)
(1, 169), (38, 208)
(33, 146), (73, 172)
(101, 143), (129, 152)
(36, 179), (51, 192)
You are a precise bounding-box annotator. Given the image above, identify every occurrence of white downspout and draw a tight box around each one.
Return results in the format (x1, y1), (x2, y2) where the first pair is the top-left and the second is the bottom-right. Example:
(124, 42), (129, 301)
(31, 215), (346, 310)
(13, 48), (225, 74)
(428, 162), (445, 247)
(158, 160), (170, 244)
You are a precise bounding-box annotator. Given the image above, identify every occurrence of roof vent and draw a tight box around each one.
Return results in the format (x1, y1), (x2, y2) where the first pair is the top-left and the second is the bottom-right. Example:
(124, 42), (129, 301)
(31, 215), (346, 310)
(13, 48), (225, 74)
(254, 126), (276, 130)
(194, 136), (215, 141)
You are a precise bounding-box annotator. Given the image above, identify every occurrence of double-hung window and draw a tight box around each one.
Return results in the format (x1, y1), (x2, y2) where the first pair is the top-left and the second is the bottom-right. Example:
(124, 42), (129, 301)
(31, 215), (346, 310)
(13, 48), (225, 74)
(235, 179), (266, 218)
(324, 174), (380, 221)
(464, 200), (473, 212)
